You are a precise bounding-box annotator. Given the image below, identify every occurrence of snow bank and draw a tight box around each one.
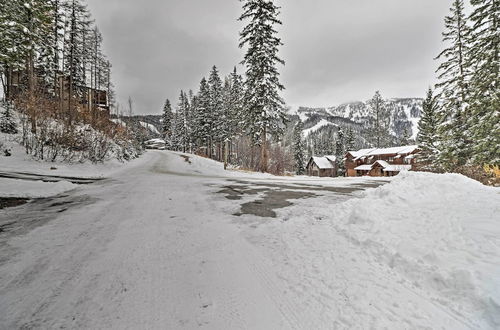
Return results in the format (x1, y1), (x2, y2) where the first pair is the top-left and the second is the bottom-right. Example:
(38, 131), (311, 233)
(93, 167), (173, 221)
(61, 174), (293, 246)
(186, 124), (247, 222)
(335, 172), (500, 327)
(163, 151), (273, 179)
(0, 178), (76, 198)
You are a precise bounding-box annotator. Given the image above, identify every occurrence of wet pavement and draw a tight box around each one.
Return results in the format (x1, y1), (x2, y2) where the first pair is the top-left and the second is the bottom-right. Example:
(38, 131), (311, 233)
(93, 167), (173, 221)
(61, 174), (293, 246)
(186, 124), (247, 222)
(0, 171), (104, 184)
(217, 179), (389, 218)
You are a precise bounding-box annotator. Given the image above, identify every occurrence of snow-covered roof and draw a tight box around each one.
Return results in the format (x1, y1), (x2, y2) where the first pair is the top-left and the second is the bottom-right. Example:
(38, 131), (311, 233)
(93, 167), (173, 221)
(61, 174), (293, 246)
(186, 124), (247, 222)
(354, 164), (373, 171)
(310, 156), (335, 169)
(354, 161), (412, 172)
(374, 160), (390, 168)
(383, 165), (412, 172)
(350, 145), (418, 160)
(347, 148), (375, 159)
(324, 155), (336, 162)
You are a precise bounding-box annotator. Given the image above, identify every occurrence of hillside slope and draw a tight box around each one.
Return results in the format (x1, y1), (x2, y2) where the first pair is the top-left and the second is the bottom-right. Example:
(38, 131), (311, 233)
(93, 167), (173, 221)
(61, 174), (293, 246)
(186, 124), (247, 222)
(295, 98), (423, 141)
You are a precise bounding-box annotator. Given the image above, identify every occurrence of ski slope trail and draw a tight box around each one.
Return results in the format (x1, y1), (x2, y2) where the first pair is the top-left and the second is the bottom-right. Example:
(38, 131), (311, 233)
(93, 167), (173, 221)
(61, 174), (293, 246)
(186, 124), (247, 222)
(0, 151), (495, 329)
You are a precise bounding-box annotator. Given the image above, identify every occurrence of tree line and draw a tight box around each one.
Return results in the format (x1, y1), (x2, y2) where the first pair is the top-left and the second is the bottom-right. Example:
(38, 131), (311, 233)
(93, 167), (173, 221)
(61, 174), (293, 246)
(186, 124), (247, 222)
(417, 0), (499, 173)
(0, 0), (140, 162)
(161, 0), (288, 173)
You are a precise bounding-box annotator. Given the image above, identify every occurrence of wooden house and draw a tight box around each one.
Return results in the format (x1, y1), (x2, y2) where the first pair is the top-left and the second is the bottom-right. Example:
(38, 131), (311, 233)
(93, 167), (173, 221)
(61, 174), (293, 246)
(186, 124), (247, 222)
(4, 69), (108, 113)
(306, 155), (337, 177)
(345, 145), (419, 177)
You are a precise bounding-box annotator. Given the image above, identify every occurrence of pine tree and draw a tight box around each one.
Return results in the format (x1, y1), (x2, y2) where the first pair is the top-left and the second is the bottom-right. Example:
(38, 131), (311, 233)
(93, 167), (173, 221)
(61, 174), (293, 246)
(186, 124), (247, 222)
(162, 99), (173, 148)
(194, 77), (212, 156)
(239, 0), (286, 172)
(345, 127), (355, 151)
(187, 90), (198, 150)
(208, 66), (223, 158)
(292, 120), (305, 175)
(0, 102), (18, 134)
(467, 0), (500, 165)
(400, 128), (411, 145)
(335, 128), (345, 175)
(229, 67), (244, 137)
(177, 90), (190, 152)
(369, 91), (390, 148)
(417, 87), (442, 167)
(171, 111), (183, 151)
(435, 0), (472, 166)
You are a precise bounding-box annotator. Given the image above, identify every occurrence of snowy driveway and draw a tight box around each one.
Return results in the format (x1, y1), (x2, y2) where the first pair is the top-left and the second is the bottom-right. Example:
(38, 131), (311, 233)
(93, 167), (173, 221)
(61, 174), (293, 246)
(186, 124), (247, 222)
(0, 151), (494, 329)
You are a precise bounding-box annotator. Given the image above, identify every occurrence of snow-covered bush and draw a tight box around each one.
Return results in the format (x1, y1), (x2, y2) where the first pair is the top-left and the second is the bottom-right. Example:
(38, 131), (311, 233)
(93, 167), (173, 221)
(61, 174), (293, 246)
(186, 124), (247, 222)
(1, 96), (142, 164)
(0, 101), (18, 134)
(0, 140), (12, 156)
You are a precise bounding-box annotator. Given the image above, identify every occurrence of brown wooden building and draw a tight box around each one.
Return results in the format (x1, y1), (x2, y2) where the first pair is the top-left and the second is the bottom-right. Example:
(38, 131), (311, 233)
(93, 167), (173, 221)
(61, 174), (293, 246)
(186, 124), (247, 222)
(345, 145), (418, 177)
(306, 155), (337, 177)
(3, 69), (109, 113)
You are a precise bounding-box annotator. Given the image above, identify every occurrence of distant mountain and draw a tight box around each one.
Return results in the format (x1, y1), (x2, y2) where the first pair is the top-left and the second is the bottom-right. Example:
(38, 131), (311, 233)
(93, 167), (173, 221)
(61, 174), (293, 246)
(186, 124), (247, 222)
(293, 98), (423, 141)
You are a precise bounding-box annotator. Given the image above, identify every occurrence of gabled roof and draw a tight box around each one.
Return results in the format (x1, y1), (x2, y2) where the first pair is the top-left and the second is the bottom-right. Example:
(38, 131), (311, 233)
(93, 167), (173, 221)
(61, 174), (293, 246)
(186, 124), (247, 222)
(346, 148), (375, 159)
(309, 156), (335, 169)
(354, 160), (412, 172)
(324, 155), (336, 163)
(348, 145), (418, 160)
(354, 164), (372, 171)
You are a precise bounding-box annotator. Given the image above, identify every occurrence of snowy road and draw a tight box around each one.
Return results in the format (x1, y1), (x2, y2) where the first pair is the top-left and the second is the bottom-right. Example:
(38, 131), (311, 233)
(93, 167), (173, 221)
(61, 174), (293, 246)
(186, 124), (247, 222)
(0, 151), (497, 329)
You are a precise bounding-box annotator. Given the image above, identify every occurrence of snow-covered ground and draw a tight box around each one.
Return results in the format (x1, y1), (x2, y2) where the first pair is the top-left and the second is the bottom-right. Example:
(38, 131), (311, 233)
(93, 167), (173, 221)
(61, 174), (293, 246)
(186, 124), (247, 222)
(0, 150), (498, 329)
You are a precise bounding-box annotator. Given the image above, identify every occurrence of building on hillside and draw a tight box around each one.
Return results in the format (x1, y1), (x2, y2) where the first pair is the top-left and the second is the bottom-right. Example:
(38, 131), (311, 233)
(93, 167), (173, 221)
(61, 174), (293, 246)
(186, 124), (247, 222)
(345, 145), (419, 177)
(4, 69), (109, 113)
(306, 155), (337, 177)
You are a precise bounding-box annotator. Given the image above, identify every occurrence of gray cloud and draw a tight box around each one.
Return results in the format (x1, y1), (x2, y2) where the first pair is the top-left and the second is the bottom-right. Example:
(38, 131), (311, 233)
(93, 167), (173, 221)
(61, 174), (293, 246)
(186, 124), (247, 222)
(86, 0), (451, 114)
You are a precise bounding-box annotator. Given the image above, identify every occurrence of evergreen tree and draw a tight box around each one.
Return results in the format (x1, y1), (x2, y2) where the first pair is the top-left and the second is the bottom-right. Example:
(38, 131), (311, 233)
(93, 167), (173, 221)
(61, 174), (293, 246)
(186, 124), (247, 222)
(171, 111), (183, 151)
(0, 1), (19, 79)
(239, 0), (286, 172)
(194, 77), (212, 155)
(187, 90), (198, 150)
(417, 87), (442, 167)
(0, 102), (18, 134)
(292, 120), (305, 175)
(345, 127), (355, 151)
(400, 128), (411, 145)
(162, 99), (173, 148)
(369, 91), (390, 148)
(335, 128), (345, 175)
(229, 67), (244, 138)
(177, 90), (190, 152)
(208, 66), (223, 158)
(435, 0), (472, 166)
(467, 0), (500, 165)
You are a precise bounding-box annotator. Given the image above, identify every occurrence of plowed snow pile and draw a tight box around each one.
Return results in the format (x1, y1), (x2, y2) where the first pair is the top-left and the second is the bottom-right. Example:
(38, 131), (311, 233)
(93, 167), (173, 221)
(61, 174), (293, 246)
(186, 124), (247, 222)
(335, 172), (500, 327)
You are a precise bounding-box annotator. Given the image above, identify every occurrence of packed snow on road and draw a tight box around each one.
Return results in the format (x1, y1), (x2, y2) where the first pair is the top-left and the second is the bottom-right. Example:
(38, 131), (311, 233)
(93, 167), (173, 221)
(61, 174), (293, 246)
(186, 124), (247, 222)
(1, 150), (499, 329)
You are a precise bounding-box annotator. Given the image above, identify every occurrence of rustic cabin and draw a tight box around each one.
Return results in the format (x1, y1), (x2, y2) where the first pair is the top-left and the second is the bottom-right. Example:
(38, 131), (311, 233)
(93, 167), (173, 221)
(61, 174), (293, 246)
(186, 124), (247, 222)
(345, 145), (418, 177)
(306, 155), (337, 177)
(3, 69), (109, 113)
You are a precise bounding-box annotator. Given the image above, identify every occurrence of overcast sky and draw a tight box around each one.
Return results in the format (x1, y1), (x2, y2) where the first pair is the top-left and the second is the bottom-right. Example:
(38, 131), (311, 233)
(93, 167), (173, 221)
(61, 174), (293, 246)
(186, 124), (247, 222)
(85, 0), (451, 115)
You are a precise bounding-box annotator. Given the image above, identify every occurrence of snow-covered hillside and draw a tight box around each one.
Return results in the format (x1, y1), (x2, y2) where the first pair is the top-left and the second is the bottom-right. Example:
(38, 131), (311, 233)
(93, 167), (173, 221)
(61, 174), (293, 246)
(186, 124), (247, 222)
(294, 98), (423, 140)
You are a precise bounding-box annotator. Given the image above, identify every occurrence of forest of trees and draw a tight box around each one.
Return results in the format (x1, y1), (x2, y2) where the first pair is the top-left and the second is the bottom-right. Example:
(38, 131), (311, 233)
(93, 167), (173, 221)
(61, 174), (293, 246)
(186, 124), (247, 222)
(161, 0), (295, 174)
(0, 0), (140, 162)
(417, 0), (499, 178)
(1, 0), (496, 179)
